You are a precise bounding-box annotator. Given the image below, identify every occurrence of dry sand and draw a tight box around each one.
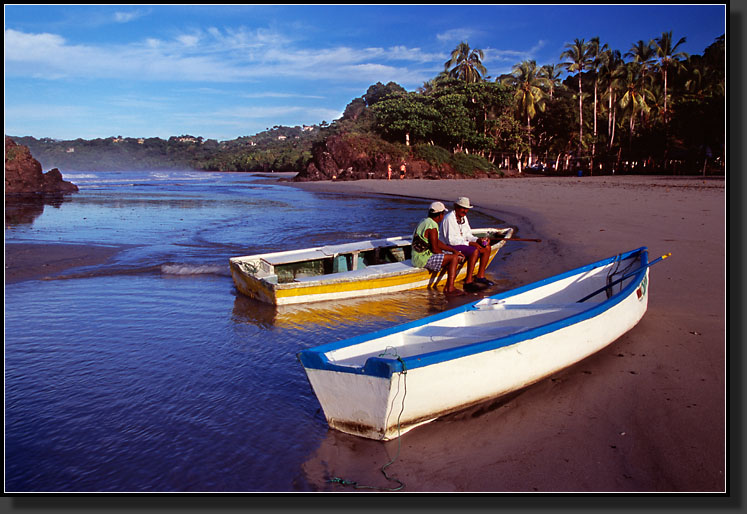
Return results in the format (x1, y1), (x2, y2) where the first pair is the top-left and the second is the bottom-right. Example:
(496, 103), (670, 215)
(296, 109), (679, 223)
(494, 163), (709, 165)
(291, 175), (726, 492)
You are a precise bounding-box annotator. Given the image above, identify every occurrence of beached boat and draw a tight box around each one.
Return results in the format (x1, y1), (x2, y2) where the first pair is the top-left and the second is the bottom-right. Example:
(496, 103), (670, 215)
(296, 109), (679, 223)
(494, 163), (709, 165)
(230, 227), (514, 305)
(298, 247), (660, 440)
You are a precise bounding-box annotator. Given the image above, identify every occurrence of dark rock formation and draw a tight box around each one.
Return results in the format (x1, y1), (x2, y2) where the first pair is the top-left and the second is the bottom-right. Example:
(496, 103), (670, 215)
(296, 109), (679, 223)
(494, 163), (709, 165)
(294, 133), (466, 182)
(5, 137), (79, 195)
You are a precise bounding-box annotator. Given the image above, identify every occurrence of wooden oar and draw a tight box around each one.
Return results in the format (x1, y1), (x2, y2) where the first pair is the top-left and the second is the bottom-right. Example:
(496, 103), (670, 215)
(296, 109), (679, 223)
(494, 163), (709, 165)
(499, 237), (542, 242)
(577, 253), (671, 303)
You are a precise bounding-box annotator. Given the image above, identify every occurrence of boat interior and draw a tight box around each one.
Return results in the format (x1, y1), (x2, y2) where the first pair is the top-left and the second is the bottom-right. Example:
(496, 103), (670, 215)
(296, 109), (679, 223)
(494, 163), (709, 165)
(236, 228), (512, 285)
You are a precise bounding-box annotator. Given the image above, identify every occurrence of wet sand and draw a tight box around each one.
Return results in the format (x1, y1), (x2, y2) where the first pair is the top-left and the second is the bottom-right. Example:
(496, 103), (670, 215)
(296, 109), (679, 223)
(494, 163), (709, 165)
(291, 175), (726, 492)
(5, 243), (123, 284)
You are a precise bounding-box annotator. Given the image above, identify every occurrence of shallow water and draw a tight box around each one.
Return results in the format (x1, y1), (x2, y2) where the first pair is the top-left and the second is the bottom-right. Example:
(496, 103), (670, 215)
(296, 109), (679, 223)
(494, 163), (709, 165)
(4, 171), (507, 492)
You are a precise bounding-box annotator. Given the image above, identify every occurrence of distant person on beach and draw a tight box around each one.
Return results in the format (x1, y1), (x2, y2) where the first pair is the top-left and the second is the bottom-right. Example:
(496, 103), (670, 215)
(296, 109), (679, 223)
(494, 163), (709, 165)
(440, 196), (493, 292)
(411, 201), (465, 296)
(387, 163), (392, 180)
(399, 163), (406, 179)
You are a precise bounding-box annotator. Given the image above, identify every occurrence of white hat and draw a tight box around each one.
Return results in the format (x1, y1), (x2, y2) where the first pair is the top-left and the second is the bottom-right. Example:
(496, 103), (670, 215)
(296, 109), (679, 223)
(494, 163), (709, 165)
(429, 201), (446, 213)
(455, 197), (474, 209)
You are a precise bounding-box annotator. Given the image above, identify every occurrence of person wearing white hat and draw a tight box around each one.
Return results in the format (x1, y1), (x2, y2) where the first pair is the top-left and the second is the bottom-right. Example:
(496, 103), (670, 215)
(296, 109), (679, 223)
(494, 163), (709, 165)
(440, 196), (494, 291)
(411, 201), (466, 296)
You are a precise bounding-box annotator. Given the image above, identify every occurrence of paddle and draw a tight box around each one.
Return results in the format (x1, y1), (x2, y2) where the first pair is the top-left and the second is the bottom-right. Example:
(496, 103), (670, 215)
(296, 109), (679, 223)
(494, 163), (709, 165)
(577, 253), (671, 303)
(490, 236), (542, 243)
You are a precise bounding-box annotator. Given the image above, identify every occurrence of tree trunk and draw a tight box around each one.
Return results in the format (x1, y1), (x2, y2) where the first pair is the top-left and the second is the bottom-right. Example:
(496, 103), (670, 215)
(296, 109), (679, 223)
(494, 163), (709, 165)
(527, 115), (532, 165)
(610, 99), (617, 149)
(664, 66), (669, 124)
(578, 75), (584, 142)
(592, 80), (598, 176)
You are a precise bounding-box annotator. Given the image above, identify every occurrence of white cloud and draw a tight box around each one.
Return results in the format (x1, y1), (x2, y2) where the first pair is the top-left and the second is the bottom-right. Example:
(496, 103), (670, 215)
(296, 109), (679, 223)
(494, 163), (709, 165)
(483, 40), (549, 64)
(436, 28), (480, 44)
(177, 34), (201, 48)
(4, 27), (443, 86)
(113, 10), (148, 23)
(241, 92), (326, 99)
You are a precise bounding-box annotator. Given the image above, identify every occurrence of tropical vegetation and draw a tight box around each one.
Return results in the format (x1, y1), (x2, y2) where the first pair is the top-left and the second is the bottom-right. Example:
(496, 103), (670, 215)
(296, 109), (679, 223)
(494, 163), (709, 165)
(11, 31), (725, 177)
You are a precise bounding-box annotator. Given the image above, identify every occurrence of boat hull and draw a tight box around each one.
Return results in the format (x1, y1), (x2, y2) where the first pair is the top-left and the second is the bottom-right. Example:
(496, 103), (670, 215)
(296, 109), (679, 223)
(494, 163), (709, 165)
(299, 248), (651, 440)
(230, 228), (512, 305)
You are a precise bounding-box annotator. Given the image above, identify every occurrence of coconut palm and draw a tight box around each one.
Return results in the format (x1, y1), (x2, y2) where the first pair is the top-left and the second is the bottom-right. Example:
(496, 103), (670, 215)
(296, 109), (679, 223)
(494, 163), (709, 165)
(539, 64), (563, 99)
(625, 40), (657, 78)
(599, 49), (624, 149)
(588, 37), (609, 173)
(653, 31), (688, 121)
(501, 60), (548, 165)
(444, 42), (487, 83)
(560, 38), (593, 145)
(618, 61), (654, 146)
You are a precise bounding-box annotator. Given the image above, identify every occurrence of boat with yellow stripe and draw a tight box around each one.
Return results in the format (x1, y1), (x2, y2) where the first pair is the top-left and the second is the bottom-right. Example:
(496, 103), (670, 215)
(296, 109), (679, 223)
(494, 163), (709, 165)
(229, 227), (514, 305)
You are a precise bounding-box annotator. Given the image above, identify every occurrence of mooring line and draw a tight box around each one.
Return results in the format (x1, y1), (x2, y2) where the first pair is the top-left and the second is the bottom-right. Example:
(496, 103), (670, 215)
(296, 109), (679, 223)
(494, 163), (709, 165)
(326, 349), (407, 491)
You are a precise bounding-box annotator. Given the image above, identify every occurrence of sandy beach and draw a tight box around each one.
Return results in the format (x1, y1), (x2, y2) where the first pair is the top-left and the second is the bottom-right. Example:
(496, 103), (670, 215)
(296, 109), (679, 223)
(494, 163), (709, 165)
(4, 174), (726, 493)
(5, 242), (123, 284)
(291, 175), (726, 492)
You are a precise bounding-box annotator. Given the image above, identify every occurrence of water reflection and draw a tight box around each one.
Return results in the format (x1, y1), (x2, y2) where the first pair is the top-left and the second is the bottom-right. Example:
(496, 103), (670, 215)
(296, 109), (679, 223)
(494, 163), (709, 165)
(5, 194), (72, 226)
(230, 288), (450, 332)
(230, 279), (511, 332)
(300, 387), (526, 492)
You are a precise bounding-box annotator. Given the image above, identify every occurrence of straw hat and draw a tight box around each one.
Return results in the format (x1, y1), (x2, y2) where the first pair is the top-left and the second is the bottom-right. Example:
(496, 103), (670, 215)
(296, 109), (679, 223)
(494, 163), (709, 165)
(455, 197), (474, 209)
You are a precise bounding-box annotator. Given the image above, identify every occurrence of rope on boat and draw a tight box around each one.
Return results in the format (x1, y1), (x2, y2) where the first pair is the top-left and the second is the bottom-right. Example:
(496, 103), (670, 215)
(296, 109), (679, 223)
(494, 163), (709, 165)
(605, 253), (637, 298)
(326, 348), (407, 492)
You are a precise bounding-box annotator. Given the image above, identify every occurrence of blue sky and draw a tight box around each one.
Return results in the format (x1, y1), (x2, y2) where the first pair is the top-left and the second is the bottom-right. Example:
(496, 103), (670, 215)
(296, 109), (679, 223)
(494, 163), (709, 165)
(4, 4), (726, 141)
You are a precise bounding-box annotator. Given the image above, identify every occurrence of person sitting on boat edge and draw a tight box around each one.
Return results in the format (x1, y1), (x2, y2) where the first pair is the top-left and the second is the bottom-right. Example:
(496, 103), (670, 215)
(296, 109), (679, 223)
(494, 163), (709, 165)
(440, 196), (494, 292)
(412, 201), (466, 296)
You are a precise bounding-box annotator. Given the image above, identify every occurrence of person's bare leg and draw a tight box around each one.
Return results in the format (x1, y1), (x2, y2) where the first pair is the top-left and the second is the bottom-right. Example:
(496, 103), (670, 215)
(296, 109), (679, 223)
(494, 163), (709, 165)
(464, 250), (479, 284)
(475, 246), (490, 279)
(443, 254), (463, 294)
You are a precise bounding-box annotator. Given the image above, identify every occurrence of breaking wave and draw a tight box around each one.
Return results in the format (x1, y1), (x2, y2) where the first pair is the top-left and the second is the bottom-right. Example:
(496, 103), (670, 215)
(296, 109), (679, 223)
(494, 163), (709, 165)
(160, 263), (229, 276)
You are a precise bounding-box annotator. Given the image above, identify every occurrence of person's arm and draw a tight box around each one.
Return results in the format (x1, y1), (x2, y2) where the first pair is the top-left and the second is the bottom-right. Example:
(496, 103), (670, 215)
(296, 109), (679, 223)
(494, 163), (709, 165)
(428, 228), (464, 260)
(463, 216), (479, 244)
(426, 227), (442, 253)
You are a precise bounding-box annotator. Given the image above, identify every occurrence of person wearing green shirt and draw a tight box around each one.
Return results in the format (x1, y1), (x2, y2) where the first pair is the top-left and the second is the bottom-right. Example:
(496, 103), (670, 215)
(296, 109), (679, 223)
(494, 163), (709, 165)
(411, 201), (466, 296)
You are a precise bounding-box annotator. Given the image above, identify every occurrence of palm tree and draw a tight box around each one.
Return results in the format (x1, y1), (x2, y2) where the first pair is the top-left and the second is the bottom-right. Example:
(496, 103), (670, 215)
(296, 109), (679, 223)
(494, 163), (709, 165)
(501, 60), (548, 166)
(618, 62), (654, 147)
(444, 42), (487, 83)
(653, 31), (688, 122)
(625, 40), (657, 76)
(588, 37), (609, 174)
(624, 40), (657, 128)
(599, 48), (624, 148)
(539, 64), (563, 99)
(560, 38), (592, 147)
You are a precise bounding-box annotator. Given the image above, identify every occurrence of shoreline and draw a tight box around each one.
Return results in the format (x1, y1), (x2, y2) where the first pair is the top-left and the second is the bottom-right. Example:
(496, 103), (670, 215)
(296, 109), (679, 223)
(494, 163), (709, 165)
(4, 174), (726, 491)
(4, 242), (123, 284)
(289, 175), (726, 492)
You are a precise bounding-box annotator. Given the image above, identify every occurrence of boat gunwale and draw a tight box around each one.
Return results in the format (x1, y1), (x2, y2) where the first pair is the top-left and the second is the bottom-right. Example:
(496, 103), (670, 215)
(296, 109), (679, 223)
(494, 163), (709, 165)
(231, 227), (513, 291)
(298, 247), (649, 378)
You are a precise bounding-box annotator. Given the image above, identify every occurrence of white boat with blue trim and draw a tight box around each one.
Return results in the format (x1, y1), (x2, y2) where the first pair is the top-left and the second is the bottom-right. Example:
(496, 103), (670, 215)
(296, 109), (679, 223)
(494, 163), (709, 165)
(298, 247), (666, 440)
(230, 227), (513, 305)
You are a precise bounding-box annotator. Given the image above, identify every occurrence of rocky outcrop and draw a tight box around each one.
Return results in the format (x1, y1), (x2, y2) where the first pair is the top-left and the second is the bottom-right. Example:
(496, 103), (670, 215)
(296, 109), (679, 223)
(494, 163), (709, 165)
(294, 133), (467, 182)
(5, 137), (78, 195)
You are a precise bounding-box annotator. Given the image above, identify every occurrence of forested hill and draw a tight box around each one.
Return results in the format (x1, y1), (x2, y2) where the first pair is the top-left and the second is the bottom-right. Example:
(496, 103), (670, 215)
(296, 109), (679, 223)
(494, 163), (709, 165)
(9, 124), (331, 172)
(9, 33), (725, 178)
